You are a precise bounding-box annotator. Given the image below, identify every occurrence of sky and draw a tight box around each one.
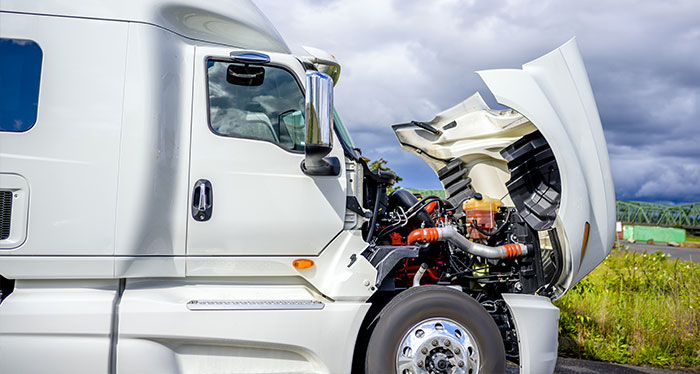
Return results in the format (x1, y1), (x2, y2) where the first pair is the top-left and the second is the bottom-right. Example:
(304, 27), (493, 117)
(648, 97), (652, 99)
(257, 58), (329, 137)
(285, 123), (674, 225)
(254, 0), (700, 204)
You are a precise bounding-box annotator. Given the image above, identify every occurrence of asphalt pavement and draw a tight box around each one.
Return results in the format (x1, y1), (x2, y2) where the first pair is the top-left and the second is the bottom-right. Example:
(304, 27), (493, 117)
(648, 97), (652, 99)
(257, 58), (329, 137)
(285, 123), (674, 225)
(621, 241), (700, 263)
(504, 358), (700, 373)
(554, 357), (699, 373)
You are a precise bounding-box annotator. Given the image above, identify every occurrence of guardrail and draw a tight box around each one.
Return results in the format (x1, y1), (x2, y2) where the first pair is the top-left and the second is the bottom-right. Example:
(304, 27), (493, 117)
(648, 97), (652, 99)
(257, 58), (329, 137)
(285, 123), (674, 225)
(617, 201), (700, 230)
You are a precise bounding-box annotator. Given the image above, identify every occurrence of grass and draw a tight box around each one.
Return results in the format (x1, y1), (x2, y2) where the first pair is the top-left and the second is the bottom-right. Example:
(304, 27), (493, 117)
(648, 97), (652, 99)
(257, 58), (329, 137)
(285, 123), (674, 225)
(686, 234), (700, 243)
(554, 247), (700, 369)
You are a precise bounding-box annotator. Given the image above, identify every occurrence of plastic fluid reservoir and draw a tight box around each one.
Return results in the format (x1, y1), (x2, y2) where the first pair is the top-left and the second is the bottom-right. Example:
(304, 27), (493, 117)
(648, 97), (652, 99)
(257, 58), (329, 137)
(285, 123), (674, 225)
(463, 195), (502, 239)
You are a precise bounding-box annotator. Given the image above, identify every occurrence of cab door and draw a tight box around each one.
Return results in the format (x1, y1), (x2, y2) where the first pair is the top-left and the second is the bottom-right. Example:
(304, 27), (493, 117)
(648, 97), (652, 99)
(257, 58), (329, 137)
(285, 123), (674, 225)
(186, 47), (346, 256)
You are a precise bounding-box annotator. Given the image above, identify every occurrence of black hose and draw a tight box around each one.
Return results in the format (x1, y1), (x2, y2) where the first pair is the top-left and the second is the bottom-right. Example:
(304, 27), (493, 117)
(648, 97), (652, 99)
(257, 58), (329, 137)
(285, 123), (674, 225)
(374, 209), (407, 239)
(375, 195), (449, 240)
(366, 185), (382, 242)
(407, 195), (452, 213)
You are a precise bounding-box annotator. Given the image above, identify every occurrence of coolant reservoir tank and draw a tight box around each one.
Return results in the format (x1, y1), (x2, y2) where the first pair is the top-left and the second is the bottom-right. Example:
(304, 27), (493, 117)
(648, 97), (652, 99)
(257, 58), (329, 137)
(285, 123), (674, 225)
(464, 195), (502, 239)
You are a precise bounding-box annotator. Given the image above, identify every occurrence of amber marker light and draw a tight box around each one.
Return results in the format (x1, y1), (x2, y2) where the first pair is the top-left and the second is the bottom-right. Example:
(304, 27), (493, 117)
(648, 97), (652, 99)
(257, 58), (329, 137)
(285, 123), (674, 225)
(580, 222), (591, 260)
(293, 259), (314, 269)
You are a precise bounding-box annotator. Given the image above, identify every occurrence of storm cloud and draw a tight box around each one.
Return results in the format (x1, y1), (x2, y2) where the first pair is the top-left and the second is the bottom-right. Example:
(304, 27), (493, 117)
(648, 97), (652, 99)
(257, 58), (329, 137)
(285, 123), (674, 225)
(255, 0), (700, 203)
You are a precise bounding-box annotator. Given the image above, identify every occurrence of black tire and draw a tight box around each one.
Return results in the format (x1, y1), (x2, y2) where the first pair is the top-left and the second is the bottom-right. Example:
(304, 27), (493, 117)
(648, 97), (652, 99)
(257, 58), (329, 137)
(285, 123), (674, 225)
(365, 285), (505, 374)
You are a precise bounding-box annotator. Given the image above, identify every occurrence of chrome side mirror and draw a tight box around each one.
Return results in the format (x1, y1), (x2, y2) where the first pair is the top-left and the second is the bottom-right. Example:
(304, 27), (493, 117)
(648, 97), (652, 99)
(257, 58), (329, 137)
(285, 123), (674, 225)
(302, 46), (341, 86)
(302, 71), (340, 176)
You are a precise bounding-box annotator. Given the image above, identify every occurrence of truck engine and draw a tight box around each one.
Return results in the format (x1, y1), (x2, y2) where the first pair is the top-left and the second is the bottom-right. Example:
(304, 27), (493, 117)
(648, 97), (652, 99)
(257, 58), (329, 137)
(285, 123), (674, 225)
(358, 131), (564, 363)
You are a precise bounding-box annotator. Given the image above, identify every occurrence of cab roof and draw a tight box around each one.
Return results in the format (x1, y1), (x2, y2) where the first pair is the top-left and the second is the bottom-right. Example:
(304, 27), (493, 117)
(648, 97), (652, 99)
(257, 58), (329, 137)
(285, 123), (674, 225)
(0, 0), (290, 53)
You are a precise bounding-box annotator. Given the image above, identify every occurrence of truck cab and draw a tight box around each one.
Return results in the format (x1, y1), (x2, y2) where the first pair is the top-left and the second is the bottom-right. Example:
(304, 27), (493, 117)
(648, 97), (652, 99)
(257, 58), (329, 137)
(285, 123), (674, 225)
(0, 1), (615, 373)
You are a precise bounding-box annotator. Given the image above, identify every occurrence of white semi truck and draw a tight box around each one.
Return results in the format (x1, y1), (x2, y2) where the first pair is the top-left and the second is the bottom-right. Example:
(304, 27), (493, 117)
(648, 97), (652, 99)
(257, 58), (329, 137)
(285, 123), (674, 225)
(0, 1), (616, 373)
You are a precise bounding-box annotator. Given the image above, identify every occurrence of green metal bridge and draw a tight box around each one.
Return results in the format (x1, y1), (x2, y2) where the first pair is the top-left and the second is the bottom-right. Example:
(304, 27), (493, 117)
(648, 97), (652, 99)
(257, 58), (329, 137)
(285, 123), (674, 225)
(616, 201), (700, 231)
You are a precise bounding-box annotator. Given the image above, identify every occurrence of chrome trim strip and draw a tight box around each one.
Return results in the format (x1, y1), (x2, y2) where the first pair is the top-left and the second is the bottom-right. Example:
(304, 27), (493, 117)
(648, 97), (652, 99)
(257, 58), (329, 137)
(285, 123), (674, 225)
(187, 299), (325, 311)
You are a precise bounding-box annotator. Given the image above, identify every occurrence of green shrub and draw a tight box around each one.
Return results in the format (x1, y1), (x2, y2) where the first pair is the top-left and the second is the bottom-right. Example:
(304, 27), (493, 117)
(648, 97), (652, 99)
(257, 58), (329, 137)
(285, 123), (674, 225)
(554, 247), (700, 368)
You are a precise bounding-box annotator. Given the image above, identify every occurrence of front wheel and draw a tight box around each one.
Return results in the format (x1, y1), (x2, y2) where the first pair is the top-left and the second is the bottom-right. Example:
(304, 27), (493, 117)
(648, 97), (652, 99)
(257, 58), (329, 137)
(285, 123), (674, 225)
(365, 286), (505, 374)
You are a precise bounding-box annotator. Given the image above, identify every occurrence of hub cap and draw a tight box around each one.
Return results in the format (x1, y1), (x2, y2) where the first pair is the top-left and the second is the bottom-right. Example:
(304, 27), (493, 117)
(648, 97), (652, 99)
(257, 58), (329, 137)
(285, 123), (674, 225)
(396, 318), (480, 374)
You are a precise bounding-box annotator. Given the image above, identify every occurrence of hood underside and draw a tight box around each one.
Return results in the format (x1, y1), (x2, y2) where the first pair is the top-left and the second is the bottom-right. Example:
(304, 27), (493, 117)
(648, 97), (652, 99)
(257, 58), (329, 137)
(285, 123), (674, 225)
(392, 39), (616, 297)
(393, 92), (536, 209)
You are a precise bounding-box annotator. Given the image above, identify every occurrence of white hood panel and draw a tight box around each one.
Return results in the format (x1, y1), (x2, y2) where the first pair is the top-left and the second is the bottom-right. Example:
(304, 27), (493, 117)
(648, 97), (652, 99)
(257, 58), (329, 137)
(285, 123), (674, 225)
(394, 39), (616, 294)
(393, 93), (537, 206)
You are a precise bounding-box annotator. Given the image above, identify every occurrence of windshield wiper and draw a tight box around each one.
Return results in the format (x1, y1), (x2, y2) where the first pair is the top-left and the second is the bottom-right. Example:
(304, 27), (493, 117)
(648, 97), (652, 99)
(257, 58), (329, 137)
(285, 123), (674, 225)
(393, 121), (442, 136)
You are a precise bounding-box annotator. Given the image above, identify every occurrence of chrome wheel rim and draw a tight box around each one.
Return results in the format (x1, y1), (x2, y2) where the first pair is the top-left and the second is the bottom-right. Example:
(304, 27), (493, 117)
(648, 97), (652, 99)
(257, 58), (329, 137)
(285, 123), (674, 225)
(395, 317), (480, 374)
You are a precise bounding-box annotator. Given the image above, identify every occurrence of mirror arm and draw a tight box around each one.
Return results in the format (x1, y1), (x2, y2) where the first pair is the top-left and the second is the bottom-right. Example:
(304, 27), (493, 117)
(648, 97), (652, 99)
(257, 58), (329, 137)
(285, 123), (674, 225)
(301, 145), (340, 176)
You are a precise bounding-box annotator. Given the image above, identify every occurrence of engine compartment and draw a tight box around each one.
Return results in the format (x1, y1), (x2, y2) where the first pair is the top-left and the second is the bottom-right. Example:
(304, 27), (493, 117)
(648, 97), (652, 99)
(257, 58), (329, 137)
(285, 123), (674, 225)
(365, 187), (560, 293)
(358, 130), (563, 362)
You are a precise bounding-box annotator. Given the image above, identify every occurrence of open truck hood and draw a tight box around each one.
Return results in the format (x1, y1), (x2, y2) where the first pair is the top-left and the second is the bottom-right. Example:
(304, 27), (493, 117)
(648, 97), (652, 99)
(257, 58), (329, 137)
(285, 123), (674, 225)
(393, 39), (615, 296)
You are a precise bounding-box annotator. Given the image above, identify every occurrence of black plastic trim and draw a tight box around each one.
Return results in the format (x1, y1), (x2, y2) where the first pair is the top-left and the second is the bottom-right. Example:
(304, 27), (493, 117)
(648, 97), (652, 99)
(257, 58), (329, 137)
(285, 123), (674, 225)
(500, 130), (561, 231)
(347, 196), (372, 218)
(0, 191), (11, 240)
(191, 179), (213, 221)
(362, 245), (420, 287)
(108, 279), (126, 374)
(436, 159), (475, 212)
(301, 156), (341, 176)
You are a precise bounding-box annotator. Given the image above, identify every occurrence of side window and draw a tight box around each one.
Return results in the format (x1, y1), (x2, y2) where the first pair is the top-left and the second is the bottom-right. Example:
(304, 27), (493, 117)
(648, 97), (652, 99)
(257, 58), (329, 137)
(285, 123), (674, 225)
(207, 60), (306, 151)
(0, 38), (42, 132)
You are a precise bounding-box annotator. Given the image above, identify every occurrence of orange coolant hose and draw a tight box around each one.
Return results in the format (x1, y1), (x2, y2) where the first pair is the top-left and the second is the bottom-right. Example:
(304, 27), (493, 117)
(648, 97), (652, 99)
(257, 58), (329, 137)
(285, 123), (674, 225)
(407, 228), (441, 245)
(406, 226), (528, 259)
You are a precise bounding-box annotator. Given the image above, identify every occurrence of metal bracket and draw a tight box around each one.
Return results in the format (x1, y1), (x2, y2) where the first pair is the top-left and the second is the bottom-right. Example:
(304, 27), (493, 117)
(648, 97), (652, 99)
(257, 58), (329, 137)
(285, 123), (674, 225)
(346, 196), (372, 218)
(363, 245), (420, 287)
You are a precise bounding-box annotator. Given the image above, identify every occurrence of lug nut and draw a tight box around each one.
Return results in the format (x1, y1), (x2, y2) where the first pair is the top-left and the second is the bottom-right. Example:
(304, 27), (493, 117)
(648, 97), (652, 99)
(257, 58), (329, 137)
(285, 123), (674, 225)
(417, 361), (424, 368)
(432, 339), (438, 346)
(458, 361), (465, 368)
(421, 347), (428, 354)
(454, 348), (461, 355)
(444, 340), (451, 347)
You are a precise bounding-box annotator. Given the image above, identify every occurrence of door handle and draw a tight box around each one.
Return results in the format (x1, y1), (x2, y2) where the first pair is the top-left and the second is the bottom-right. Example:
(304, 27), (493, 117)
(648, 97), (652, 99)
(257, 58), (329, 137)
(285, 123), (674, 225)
(192, 179), (213, 221)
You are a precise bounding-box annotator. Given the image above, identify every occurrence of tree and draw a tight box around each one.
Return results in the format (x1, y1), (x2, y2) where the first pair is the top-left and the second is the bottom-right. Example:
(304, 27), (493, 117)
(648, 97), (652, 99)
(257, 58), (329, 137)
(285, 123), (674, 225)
(369, 158), (402, 192)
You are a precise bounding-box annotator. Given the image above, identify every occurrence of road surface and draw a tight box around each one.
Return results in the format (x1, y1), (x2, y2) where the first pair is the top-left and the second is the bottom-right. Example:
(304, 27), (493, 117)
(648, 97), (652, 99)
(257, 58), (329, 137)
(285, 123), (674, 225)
(554, 357), (699, 373)
(504, 357), (699, 373)
(621, 241), (700, 263)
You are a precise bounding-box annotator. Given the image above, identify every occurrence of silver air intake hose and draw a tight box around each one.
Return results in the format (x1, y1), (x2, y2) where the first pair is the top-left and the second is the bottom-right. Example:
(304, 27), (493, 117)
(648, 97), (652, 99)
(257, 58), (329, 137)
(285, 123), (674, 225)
(407, 225), (528, 259)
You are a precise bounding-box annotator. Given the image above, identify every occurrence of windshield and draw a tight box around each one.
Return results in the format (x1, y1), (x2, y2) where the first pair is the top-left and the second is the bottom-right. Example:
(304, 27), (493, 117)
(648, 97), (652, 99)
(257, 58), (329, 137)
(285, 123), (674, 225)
(333, 109), (356, 149)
